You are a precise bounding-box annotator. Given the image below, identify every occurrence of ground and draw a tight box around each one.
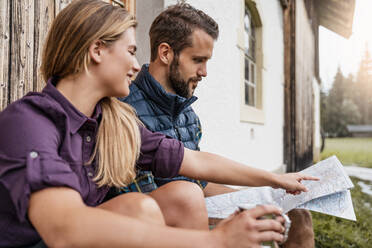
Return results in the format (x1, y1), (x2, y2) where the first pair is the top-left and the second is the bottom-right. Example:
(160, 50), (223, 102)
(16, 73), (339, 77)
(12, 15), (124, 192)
(321, 138), (372, 168)
(312, 138), (372, 247)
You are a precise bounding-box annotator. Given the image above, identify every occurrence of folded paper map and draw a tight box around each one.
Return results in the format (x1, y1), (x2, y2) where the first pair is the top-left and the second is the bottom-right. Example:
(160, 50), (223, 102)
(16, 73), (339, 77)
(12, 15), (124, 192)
(205, 156), (356, 221)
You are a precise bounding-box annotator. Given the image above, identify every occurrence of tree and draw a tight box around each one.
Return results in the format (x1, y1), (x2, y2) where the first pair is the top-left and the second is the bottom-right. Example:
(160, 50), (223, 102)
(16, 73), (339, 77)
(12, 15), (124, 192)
(321, 67), (361, 137)
(354, 45), (372, 124)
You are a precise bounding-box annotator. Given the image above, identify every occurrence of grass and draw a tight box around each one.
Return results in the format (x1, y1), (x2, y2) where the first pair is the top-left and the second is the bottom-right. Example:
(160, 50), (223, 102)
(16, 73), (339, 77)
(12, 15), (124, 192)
(313, 137), (372, 247)
(320, 138), (372, 168)
(313, 177), (372, 248)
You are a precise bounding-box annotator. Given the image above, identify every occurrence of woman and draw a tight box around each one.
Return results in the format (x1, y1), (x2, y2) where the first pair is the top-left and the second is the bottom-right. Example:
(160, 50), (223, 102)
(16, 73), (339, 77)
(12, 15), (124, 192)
(0, 1), (316, 247)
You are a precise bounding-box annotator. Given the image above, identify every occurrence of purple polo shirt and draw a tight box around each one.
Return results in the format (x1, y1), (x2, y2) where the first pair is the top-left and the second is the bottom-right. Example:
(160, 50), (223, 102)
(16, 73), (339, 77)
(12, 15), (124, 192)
(0, 78), (184, 247)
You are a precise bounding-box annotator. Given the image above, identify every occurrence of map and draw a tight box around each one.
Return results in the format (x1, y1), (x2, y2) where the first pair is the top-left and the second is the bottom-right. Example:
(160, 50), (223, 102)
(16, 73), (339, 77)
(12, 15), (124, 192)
(205, 156), (356, 221)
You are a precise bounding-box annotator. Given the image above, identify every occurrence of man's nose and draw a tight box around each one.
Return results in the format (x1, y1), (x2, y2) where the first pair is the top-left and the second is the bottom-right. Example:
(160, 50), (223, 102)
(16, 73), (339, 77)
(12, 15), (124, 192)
(197, 64), (207, 77)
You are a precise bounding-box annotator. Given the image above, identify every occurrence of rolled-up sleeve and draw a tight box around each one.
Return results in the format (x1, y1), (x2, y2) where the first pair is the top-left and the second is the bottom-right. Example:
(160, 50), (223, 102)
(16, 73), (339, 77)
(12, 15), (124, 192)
(0, 153), (81, 224)
(0, 103), (81, 223)
(137, 126), (184, 178)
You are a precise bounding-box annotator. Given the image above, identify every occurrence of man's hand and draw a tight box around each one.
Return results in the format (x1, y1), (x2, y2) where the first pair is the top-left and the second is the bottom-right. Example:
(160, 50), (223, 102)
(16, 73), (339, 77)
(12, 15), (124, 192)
(274, 173), (319, 195)
(212, 205), (285, 248)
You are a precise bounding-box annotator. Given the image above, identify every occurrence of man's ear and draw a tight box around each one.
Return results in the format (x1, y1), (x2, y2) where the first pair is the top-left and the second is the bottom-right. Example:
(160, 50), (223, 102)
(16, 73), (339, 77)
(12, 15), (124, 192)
(89, 40), (105, 64)
(157, 42), (174, 65)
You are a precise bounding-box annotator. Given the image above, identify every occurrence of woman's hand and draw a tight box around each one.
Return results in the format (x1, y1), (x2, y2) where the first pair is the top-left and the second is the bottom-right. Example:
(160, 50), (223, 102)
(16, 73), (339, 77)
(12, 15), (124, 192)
(274, 173), (319, 195)
(212, 205), (286, 247)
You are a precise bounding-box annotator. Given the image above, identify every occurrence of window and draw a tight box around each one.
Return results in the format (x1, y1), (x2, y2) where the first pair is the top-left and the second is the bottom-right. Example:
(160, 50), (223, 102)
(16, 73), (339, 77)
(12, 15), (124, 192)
(108, 0), (136, 15)
(244, 7), (256, 107)
(239, 0), (263, 123)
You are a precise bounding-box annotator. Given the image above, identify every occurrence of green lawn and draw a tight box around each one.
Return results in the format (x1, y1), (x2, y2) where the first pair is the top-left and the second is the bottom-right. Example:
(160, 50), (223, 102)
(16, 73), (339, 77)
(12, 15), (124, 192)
(321, 138), (372, 168)
(313, 137), (372, 247)
(313, 177), (372, 248)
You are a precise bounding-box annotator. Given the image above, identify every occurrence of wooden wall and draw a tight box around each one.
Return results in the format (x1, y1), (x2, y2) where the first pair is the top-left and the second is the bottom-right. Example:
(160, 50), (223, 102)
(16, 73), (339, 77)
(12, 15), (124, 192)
(295, 0), (315, 170)
(0, 0), (133, 111)
(0, 0), (72, 111)
(284, 0), (317, 172)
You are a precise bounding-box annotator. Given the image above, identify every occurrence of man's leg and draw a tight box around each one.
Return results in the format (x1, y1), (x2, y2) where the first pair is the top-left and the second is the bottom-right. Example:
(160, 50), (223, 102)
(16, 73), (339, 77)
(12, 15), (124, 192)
(281, 209), (314, 248)
(98, 192), (165, 225)
(150, 180), (209, 230)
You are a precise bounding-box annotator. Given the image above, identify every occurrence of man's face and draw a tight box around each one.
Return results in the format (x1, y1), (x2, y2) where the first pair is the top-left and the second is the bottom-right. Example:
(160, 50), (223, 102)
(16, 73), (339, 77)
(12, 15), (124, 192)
(168, 29), (214, 98)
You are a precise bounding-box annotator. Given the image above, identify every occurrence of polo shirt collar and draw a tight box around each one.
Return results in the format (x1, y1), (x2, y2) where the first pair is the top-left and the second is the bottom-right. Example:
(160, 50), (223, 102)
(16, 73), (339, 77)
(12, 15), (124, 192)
(42, 77), (102, 134)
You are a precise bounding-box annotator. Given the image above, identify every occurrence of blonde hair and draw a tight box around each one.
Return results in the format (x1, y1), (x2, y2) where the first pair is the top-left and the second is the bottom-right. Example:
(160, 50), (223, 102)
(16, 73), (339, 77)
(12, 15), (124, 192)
(41, 0), (141, 187)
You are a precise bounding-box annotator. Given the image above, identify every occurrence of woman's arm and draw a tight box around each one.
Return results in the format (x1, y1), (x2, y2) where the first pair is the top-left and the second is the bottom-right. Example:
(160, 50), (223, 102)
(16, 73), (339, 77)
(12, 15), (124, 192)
(29, 187), (217, 248)
(179, 149), (318, 193)
(28, 187), (285, 248)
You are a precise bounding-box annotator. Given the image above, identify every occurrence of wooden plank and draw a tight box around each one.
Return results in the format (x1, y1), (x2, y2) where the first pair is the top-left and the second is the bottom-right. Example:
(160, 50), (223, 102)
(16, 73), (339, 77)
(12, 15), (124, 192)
(34, 0), (55, 92)
(10, 0), (34, 103)
(55, 0), (73, 16)
(283, 0), (296, 172)
(0, 0), (10, 110)
(294, 0), (314, 170)
(125, 0), (136, 16)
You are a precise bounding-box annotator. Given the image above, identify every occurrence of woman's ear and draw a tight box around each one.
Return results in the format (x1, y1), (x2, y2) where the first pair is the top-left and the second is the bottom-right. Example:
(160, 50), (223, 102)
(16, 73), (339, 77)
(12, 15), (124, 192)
(157, 42), (174, 65)
(89, 40), (105, 64)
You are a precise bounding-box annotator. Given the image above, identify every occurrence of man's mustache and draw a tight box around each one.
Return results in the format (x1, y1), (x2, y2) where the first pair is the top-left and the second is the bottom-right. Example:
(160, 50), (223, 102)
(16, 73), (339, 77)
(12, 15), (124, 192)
(189, 77), (202, 83)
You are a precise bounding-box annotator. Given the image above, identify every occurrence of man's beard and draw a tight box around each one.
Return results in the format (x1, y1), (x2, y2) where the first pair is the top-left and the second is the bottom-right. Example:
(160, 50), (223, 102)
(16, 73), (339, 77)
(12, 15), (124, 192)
(168, 56), (201, 98)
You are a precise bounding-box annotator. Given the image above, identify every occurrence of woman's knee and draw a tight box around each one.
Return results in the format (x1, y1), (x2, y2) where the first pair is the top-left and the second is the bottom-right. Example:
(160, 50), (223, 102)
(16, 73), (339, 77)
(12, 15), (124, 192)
(167, 181), (206, 211)
(99, 192), (165, 225)
(151, 181), (207, 219)
(151, 181), (208, 229)
(136, 194), (165, 223)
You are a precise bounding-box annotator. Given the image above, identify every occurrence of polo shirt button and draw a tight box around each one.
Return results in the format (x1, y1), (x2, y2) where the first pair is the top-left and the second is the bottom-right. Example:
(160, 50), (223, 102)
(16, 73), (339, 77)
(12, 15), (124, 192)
(87, 172), (93, 177)
(86, 136), (92, 143)
(30, 151), (38, 159)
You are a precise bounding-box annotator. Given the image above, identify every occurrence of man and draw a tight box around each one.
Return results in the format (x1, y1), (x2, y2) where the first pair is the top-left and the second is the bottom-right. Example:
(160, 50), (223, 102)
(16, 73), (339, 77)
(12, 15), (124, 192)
(123, 3), (234, 197)
(122, 3), (314, 247)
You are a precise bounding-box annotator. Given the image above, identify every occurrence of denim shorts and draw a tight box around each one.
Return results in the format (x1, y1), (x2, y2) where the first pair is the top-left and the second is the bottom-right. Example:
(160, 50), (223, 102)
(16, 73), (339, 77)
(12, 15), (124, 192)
(118, 171), (208, 194)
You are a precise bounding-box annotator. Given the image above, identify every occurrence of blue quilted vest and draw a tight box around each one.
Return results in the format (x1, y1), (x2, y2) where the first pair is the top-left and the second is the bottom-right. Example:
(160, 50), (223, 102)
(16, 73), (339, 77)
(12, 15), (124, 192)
(120, 65), (207, 193)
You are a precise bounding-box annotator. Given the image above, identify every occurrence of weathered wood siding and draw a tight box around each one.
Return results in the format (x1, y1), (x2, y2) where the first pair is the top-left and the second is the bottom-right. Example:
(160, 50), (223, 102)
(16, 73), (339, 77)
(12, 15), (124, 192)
(34, 1), (56, 92)
(295, 0), (315, 170)
(10, 0), (35, 103)
(284, 0), (317, 172)
(0, 0), (59, 111)
(283, 0), (296, 172)
(0, 0), (10, 110)
(0, 0), (132, 111)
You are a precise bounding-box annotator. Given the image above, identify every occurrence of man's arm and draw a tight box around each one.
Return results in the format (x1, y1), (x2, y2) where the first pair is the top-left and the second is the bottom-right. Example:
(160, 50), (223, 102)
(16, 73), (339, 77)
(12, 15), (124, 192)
(180, 149), (318, 193)
(29, 187), (285, 247)
(203, 182), (237, 197)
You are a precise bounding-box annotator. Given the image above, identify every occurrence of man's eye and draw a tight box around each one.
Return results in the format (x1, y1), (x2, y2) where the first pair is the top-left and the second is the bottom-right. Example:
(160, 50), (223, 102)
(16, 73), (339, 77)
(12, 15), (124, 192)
(129, 50), (136, 55)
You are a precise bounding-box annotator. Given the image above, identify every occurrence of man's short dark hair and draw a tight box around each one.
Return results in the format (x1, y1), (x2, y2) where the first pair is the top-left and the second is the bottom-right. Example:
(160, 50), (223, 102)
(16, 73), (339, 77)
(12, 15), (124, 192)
(149, 3), (219, 62)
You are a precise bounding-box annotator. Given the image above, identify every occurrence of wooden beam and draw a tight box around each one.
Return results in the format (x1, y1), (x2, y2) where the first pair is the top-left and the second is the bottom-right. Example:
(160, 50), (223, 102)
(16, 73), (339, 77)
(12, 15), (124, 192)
(0, 0), (10, 110)
(283, 0), (296, 172)
(34, 0), (55, 92)
(55, 0), (72, 15)
(9, 0), (34, 103)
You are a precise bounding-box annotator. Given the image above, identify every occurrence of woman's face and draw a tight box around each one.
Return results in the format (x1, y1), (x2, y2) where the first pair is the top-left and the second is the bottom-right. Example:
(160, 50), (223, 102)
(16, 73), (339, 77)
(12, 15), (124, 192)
(98, 27), (140, 97)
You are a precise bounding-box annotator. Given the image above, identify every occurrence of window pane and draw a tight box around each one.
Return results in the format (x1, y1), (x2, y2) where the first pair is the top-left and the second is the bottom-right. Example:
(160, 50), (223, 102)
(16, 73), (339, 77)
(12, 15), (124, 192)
(245, 30), (250, 54)
(250, 38), (256, 61)
(245, 58), (249, 81)
(245, 83), (250, 105)
(244, 11), (251, 31)
(250, 63), (255, 84)
(249, 85), (255, 106)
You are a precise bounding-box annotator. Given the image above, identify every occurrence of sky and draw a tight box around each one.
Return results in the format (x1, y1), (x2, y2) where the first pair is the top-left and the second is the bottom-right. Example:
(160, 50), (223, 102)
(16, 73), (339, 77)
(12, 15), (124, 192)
(319, 0), (372, 92)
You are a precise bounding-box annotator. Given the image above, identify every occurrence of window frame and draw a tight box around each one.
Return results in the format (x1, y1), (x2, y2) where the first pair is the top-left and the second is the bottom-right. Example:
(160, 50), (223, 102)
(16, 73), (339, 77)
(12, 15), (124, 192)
(238, 0), (264, 124)
(109, 0), (136, 15)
